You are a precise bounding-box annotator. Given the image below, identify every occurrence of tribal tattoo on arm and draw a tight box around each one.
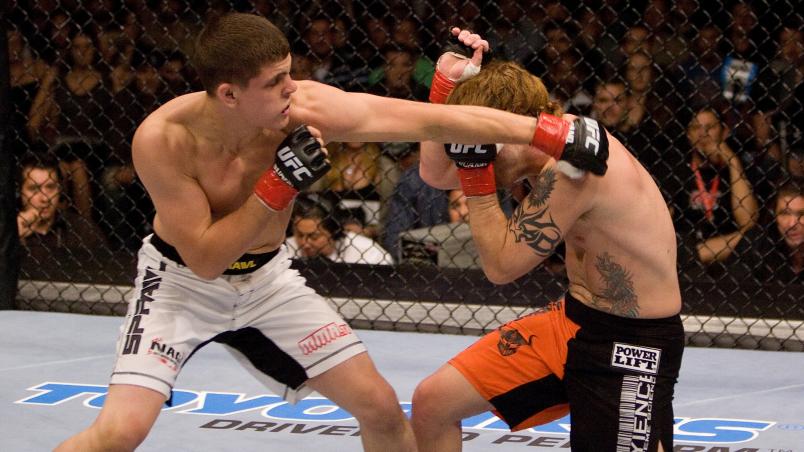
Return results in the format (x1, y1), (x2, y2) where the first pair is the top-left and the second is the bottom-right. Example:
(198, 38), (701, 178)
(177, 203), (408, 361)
(592, 252), (639, 317)
(509, 168), (562, 257)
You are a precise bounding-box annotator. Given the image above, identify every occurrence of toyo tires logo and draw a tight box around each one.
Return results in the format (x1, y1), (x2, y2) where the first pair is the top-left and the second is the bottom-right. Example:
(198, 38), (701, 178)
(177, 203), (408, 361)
(17, 382), (775, 444)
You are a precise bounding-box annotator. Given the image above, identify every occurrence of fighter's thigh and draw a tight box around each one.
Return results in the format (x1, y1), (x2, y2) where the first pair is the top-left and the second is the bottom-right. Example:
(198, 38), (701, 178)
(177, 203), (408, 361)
(242, 279), (365, 379)
(111, 268), (226, 397)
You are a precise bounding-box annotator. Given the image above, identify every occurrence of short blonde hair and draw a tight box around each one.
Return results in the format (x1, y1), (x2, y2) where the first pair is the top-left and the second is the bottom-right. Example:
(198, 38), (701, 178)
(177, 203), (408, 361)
(447, 61), (562, 117)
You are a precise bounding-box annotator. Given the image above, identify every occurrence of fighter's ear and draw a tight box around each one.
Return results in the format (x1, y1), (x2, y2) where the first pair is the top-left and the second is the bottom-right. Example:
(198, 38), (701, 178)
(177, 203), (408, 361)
(215, 82), (238, 107)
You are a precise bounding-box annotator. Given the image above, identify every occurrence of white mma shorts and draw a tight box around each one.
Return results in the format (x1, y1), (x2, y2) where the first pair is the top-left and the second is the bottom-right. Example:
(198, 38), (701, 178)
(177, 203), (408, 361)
(110, 234), (366, 403)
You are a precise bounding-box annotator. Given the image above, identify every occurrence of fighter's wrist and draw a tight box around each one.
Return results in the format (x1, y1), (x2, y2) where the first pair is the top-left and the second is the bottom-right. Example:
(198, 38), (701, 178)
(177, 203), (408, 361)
(457, 164), (496, 197)
(429, 70), (456, 104)
(253, 168), (298, 211)
(531, 113), (570, 160)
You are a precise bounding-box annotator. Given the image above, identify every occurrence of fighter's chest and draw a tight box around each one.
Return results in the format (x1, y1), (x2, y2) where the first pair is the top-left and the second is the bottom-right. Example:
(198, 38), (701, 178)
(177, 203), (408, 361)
(195, 151), (274, 216)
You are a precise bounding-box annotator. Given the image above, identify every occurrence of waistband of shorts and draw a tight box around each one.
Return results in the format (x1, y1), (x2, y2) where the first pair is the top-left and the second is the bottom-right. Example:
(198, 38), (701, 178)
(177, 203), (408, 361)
(564, 292), (682, 336)
(150, 232), (279, 275)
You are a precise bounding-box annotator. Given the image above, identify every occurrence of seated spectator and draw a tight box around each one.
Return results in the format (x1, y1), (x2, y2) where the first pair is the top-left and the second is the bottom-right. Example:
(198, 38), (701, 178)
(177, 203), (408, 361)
(381, 164), (450, 262)
(28, 28), (116, 220)
(368, 45), (429, 101)
(16, 155), (110, 281)
(368, 18), (434, 93)
(730, 179), (803, 284)
(447, 189), (469, 224)
(7, 25), (55, 160)
(285, 195), (393, 265)
(673, 107), (759, 268)
(290, 51), (314, 81)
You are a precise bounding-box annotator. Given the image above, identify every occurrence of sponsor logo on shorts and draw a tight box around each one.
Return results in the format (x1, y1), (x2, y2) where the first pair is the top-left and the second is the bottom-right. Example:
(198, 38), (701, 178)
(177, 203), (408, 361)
(122, 268), (162, 355)
(617, 374), (656, 452)
(496, 325), (534, 356)
(610, 342), (661, 375)
(148, 338), (184, 371)
(298, 323), (351, 355)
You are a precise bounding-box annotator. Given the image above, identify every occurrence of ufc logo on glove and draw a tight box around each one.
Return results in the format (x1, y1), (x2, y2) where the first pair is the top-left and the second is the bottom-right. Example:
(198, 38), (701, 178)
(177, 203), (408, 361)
(277, 146), (313, 181)
(447, 143), (494, 155)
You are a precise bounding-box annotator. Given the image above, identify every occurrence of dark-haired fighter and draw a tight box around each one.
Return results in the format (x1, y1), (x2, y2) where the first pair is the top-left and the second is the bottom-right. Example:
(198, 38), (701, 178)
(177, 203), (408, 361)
(55, 14), (607, 452)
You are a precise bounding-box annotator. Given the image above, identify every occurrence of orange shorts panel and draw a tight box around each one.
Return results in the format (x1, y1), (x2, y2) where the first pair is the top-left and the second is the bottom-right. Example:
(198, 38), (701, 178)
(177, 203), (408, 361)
(449, 301), (580, 431)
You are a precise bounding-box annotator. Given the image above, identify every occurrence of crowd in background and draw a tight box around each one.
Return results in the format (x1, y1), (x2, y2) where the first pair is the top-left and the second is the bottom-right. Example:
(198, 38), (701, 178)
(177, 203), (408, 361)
(6, 0), (803, 286)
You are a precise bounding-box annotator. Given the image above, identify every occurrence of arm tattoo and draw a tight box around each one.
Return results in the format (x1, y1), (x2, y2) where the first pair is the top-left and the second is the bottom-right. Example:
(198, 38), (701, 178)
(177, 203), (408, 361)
(592, 252), (639, 317)
(509, 168), (562, 257)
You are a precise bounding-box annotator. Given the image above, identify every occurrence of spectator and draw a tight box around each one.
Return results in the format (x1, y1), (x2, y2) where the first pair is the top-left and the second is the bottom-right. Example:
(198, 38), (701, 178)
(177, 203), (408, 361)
(16, 154), (110, 280)
(95, 26), (135, 94)
(303, 16), (354, 89)
(286, 195), (394, 265)
(673, 107), (759, 268)
(317, 141), (383, 201)
(731, 179), (804, 284)
(369, 45), (429, 101)
(7, 25), (55, 159)
(678, 24), (726, 114)
(486, 0), (545, 66)
(159, 50), (196, 95)
(446, 189), (469, 224)
(370, 17), (434, 90)
(358, 15), (391, 68)
(290, 52), (314, 81)
(28, 29), (116, 220)
(382, 164), (450, 262)
(750, 20), (803, 190)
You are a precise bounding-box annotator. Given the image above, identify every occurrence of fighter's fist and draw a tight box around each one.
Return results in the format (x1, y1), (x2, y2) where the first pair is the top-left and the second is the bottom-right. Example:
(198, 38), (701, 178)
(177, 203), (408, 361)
(444, 142), (500, 197)
(253, 125), (330, 211)
(429, 27), (490, 104)
(437, 28), (489, 81)
(530, 114), (609, 178)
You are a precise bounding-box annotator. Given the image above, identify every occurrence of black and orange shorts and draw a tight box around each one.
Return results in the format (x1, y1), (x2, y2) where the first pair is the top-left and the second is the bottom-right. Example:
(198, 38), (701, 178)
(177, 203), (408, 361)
(450, 293), (684, 451)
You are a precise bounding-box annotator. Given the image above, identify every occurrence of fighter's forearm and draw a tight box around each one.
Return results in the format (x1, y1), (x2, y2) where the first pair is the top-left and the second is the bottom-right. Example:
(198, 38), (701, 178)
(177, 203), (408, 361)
(419, 141), (459, 190)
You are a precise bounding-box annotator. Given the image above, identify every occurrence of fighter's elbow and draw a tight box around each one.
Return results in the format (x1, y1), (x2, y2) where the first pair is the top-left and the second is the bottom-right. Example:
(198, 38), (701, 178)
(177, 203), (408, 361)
(482, 264), (517, 285)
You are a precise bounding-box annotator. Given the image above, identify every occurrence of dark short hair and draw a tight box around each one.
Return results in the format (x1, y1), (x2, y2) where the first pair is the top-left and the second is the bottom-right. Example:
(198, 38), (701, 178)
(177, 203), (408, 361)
(194, 13), (290, 95)
(293, 194), (344, 241)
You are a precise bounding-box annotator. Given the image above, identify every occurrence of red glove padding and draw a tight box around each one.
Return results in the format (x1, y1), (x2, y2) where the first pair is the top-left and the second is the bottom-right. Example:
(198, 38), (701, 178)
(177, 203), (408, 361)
(253, 169), (299, 211)
(457, 164), (496, 197)
(429, 70), (457, 104)
(531, 113), (571, 160)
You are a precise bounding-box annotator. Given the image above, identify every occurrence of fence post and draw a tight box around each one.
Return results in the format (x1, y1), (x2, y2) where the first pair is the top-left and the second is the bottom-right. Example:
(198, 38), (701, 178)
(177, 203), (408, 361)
(0, 9), (20, 310)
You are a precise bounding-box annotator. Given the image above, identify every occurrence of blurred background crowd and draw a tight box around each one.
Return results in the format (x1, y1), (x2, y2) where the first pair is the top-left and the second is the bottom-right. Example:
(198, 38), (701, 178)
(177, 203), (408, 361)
(5, 0), (803, 293)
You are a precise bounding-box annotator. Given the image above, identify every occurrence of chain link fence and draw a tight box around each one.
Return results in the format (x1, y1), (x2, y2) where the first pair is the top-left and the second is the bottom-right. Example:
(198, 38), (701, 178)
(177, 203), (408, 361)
(4, 0), (803, 350)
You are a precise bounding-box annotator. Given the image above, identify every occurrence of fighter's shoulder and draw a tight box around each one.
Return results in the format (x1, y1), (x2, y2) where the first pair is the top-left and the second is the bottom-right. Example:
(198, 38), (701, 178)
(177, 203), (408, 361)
(132, 97), (198, 159)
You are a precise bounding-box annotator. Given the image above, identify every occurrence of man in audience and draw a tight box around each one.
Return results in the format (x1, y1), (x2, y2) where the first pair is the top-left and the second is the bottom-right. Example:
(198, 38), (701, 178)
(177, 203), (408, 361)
(731, 179), (803, 283)
(17, 155), (110, 280)
(286, 194), (393, 265)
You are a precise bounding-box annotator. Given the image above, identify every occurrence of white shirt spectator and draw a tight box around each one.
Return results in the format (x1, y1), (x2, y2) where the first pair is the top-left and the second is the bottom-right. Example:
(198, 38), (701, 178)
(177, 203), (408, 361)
(286, 231), (394, 265)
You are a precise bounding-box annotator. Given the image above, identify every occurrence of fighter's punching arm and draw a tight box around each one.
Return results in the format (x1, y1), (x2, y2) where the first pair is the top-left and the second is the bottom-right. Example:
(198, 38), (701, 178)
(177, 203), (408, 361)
(464, 164), (595, 284)
(133, 122), (327, 280)
(296, 80), (535, 147)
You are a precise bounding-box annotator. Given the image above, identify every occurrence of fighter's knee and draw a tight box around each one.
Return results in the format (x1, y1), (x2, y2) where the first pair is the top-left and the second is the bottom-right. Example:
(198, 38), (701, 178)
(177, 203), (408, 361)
(411, 376), (443, 424)
(352, 381), (405, 430)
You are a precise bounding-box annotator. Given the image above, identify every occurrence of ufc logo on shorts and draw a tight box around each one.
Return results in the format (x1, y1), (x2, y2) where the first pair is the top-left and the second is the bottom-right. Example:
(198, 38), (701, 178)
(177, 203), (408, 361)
(582, 117), (601, 155)
(448, 143), (489, 155)
(277, 146), (313, 181)
(611, 343), (661, 375)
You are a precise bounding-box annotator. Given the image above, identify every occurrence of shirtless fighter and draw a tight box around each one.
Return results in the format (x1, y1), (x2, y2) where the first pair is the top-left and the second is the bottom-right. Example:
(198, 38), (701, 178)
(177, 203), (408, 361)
(55, 14), (605, 452)
(411, 32), (684, 452)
